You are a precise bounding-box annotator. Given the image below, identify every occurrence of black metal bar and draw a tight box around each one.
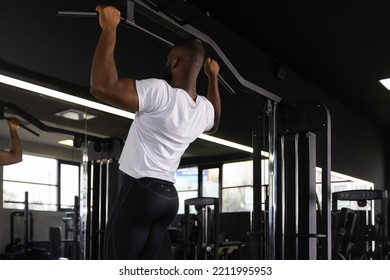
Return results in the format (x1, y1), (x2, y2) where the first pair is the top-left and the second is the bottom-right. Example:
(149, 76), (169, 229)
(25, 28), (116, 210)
(3, 116), (40, 137)
(55, 10), (127, 22)
(55, 0), (275, 99)
(73, 195), (80, 260)
(296, 132), (317, 260)
(321, 104), (332, 260)
(266, 100), (278, 259)
(24, 191), (29, 259)
(252, 114), (262, 259)
(55, 10), (99, 17)
(0, 100), (108, 143)
(55, 8), (235, 95)
(132, 0), (281, 102)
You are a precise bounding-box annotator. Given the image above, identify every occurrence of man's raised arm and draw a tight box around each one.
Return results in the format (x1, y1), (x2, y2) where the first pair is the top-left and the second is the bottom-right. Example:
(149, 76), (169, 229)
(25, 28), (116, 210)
(90, 5), (139, 112)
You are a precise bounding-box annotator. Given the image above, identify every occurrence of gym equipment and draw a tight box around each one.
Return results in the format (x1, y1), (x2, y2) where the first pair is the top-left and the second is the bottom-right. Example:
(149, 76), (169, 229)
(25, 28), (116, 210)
(83, 138), (124, 260)
(183, 197), (219, 260)
(49, 227), (62, 259)
(55, 0), (282, 102)
(1, 116), (39, 137)
(6, 210), (33, 259)
(218, 233), (243, 260)
(332, 190), (388, 212)
(331, 207), (357, 259)
(61, 196), (81, 260)
(332, 189), (389, 259)
(273, 101), (332, 259)
(219, 211), (251, 259)
(2, 192), (49, 259)
(0, 100), (111, 146)
(0, 100), (39, 136)
(2, 192), (81, 260)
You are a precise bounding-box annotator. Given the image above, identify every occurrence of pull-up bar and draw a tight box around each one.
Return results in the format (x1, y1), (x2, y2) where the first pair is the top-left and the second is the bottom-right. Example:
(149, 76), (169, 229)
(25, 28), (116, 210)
(55, 9), (235, 95)
(55, 0), (282, 102)
(2, 116), (40, 137)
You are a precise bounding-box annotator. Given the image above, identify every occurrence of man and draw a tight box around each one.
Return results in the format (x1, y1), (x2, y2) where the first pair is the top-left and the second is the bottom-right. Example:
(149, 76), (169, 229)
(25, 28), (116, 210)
(0, 117), (22, 165)
(90, 6), (221, 259)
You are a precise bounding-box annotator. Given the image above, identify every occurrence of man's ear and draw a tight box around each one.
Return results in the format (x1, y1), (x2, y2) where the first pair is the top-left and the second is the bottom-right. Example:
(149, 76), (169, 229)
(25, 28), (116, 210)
(171, 56), (178, 68)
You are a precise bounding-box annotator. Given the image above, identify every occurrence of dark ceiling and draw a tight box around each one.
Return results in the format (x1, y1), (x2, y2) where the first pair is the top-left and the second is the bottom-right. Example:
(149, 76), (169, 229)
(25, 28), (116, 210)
(191, 0), (390, 129)
(2, 0), (390, 163)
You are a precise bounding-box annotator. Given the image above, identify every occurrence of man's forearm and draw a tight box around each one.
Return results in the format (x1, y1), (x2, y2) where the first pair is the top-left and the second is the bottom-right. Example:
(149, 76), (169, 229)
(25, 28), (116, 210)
(90, 28), (119, 99)
(9, 128), (22, 163)
(207, 76), (221, 133)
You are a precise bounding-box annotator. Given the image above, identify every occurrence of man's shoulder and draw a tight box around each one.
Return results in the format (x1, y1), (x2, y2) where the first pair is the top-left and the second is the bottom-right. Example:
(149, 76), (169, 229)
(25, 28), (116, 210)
(138, 78), (168, 87)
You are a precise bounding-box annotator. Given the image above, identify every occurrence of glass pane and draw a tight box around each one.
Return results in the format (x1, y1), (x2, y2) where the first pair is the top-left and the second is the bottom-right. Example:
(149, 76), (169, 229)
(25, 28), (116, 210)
(3, 154), (57, 185)
(223, 160), (253, 187)
(202, 168), (219, 198)
(315, 168), (374, 211)
(60, 163), (80, 208)
(177, 190), (198, 214)
(222, 186), (253, 212)
(3, 181), (57, 211)
(174, 167), (198, 192)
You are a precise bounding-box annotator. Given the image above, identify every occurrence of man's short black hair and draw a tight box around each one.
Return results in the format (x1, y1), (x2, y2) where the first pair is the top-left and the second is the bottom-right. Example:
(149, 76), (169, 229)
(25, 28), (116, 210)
(174, 37), (205, 62)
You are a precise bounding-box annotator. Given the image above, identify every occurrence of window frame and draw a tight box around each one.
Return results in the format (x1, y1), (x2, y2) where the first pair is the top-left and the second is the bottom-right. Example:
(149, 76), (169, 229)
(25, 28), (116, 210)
(2, 153), (80, 212)
(58, 159), (81, 211)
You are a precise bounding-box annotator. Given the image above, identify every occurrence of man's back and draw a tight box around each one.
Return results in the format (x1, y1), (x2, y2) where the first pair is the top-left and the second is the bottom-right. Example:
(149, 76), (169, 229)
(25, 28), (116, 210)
(119, 78), (215, 183)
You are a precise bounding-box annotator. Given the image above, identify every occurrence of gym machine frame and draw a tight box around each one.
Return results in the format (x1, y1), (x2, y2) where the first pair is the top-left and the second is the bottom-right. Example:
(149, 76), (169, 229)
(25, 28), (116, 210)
(275, 101), (332, 259)
(183, 197), (220, 260)
(85, 139), (123, 260)
(8, 191), (80, 259)
(332, 189), (389, 259)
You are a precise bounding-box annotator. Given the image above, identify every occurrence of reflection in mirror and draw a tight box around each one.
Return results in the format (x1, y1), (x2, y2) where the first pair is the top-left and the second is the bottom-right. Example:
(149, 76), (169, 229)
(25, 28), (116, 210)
(0, 89), (132, 260)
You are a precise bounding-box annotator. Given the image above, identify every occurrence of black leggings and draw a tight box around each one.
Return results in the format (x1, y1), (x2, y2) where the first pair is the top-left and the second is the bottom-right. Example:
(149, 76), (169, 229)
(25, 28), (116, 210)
(103, 175), (178, 260)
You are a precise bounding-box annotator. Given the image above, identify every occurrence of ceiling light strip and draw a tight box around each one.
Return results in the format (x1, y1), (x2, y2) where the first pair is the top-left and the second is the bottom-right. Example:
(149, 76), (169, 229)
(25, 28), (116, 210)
(379, 78), (390, 90)
(198, 133), (253, 153)
(0, 73), (255, 153)
(0, 74), (135, 119)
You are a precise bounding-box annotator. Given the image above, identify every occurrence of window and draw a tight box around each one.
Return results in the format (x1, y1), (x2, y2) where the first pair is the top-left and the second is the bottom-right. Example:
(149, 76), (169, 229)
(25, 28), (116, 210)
(2, 154), (80, 211)
(59, 161), (80, 210)
(316, 168), (374, 211)
(174, 167), (198, 214)
(222, 160), (254, 212)
(173, 160), (374, 216)
(201, 167), (220, 198)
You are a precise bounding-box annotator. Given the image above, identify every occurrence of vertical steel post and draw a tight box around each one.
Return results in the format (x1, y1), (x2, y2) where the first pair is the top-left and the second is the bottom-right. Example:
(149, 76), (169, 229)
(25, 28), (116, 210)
(24, 191), (29, 258)
(79, 142), (89, 260)
(321, 106), (332, 260)
(252, 114), (262, 259)
(266, 100), (277, 260)
(279, 135), (286, 259)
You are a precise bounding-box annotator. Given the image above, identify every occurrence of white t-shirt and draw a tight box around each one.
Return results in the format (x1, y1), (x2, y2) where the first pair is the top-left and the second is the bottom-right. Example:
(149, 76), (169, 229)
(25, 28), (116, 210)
(119, 78), (215, 183)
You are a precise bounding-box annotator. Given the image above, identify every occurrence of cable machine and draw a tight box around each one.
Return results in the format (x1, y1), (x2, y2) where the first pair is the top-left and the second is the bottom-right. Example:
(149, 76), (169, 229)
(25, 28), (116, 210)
(183, 197), (220, 260)
(331, 189), (389, 259)
(84, 138), (124, 260)
(274, 100), (332, 259)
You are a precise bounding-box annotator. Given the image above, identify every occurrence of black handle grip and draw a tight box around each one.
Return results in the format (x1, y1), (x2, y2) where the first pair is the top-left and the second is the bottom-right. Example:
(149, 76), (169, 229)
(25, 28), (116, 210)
(55, 10), (99, 17)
